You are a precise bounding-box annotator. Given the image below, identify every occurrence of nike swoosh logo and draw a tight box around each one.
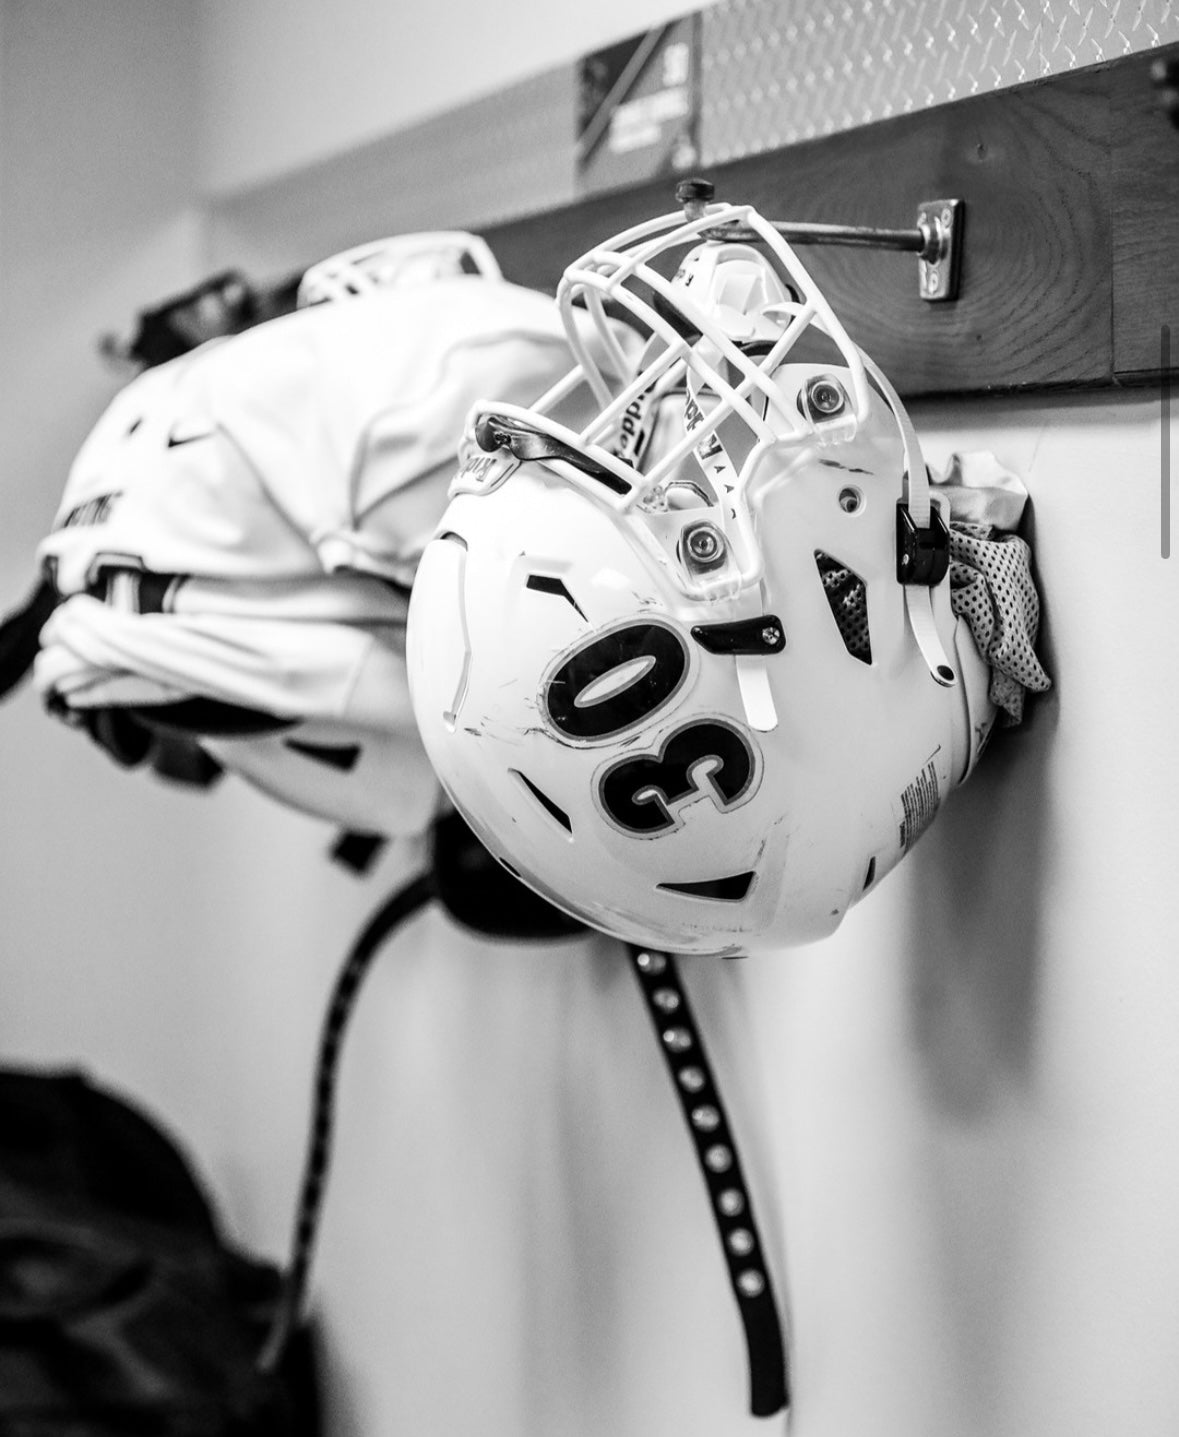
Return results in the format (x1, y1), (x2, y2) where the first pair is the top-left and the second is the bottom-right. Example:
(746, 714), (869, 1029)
(166, 429), (214, 448)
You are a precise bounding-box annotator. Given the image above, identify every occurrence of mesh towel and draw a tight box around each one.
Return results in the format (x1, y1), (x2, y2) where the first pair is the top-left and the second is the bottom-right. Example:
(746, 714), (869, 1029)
(818, 452), (1051, 723)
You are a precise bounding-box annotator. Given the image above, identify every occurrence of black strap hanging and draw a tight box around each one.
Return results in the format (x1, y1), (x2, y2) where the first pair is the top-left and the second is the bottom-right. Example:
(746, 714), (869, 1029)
(260, 818), (789, 1419)
(258, 871), (438, 1373)
(628, 946), (789, 1417)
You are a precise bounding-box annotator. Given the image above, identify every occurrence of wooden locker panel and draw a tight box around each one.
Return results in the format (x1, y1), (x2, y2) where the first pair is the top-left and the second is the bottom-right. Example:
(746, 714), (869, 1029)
(1111, 43), (1179, 382)
(486, 67), (1118, 398)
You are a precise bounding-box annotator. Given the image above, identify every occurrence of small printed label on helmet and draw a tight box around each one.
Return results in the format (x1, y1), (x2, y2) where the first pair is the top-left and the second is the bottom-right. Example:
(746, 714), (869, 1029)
(450, 448), (520, 498)
(897, 751), (941, 853)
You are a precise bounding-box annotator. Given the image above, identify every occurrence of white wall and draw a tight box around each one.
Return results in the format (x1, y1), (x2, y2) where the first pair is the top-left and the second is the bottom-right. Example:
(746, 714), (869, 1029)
(274, 390), (1179, 1437)
(0, 0), (326, 1232)
(0, 0), (205, 557)
(3, 4), (1179, 1437)
(197, 0), (701, 195)
(738, 387), (1179, 1437)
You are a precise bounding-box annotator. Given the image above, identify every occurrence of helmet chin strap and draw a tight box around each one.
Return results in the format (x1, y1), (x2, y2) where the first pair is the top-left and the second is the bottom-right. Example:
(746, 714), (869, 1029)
(675, 337), (957, 706)
(259, 815), (790, 1420)
(629, 946), (789, 1418)
(859, 354), (958, 689)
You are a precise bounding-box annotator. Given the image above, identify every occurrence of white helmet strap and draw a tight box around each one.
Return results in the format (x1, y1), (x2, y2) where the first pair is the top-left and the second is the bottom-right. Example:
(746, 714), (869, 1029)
(860, 352), (958, 689)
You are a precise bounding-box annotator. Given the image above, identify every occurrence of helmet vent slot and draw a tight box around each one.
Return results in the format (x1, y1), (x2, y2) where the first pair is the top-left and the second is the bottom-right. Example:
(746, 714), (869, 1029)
(512, 770), (572, 833)
(862, 857), (877, 891)
(525, 573), (585, 618)
(814, 551), (871, 664)
(657, 872), (755, 902)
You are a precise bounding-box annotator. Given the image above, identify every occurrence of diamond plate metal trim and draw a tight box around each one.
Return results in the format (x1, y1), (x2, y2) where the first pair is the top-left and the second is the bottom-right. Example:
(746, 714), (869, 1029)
(1042, 0), (1177, 68)
(212, 0), (1179, 268)
(702, 0), (1179, 164)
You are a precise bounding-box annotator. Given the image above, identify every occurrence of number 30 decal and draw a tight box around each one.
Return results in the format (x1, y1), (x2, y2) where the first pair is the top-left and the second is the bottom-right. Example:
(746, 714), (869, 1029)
(540, 620), (760, 838)
(598, 719), (757, 835)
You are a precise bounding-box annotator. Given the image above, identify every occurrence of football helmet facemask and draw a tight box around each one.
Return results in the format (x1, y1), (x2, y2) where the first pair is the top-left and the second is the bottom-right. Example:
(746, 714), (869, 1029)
(406, 201), (996, 954)
(297, 231), (502, 307)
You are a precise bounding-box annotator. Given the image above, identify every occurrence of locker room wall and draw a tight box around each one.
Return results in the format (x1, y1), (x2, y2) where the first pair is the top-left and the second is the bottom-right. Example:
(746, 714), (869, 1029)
(0, 0), (361, 1295)
(197, 0), (699, 195)
(2, 6), (1179, 1437)
(0, 3), (786, 1436)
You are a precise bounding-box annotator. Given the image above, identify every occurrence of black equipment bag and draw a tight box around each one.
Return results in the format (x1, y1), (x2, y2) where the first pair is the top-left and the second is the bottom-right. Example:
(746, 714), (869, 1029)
(0, 1067), (318, 1436)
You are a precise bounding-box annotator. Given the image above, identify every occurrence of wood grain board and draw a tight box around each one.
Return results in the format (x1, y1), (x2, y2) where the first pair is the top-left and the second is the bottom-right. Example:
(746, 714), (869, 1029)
(485, 47), (1179, 398)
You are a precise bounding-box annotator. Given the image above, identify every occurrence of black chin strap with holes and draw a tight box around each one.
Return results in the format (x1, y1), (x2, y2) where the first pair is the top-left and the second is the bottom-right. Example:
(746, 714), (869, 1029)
(629, 947), (789, 1417)
(258, 815), (789, 1418)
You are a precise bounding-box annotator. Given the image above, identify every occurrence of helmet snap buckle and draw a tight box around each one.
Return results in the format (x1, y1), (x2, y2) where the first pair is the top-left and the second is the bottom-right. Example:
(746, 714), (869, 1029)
(895, 501), (950, 586)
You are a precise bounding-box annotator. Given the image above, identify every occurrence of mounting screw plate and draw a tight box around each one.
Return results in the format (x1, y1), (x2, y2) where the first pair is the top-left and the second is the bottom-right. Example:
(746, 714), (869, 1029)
(917, 198), (963, 302)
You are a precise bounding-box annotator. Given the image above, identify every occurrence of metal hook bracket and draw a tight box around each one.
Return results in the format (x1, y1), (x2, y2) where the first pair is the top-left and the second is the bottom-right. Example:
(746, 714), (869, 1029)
(676, 179), (965, 302)
(915, 198), (963, 302)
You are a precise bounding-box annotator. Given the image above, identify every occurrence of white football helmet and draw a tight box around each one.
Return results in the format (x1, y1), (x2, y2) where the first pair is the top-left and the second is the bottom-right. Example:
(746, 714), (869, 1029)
(406, 201), (997, 954)
(297, 231), (502, 306)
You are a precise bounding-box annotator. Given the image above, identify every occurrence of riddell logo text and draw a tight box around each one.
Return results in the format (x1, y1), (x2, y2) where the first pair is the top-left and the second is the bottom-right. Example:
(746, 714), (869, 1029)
(616, 392), (651, 461)
(57, 491), (122, 529)
(684, 394), (722, 459)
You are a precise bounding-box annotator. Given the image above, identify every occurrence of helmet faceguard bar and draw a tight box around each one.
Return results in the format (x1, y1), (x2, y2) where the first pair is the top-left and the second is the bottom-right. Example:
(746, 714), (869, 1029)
(519, 207), (878, 512)
(297, 231), (502, 307)
(567, 265), (785, 458)
(461, 201), (954, 657)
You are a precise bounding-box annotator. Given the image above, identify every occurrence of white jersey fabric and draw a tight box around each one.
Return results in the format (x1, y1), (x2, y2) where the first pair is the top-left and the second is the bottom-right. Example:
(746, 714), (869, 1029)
(36, 278), (627, 832)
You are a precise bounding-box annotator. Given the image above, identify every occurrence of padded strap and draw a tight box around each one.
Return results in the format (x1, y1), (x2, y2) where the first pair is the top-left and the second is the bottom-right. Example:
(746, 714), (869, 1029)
(432, 809), (587, 941)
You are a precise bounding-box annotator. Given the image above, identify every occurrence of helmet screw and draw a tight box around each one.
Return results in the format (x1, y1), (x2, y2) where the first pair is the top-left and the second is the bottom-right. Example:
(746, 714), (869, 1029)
(682, 522), (727, 570)
(806, 374), (847, 418)
(474, 415), (503, 452)
(676, 177), (716, 219)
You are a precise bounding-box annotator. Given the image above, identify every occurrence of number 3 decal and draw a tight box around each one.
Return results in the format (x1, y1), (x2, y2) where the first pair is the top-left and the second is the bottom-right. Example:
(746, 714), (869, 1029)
(598, 719), (757, 836)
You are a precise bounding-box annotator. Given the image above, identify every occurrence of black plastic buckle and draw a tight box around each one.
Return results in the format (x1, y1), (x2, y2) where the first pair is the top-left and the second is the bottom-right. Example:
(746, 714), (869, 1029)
(896, 500), (950, 586)
(690, 615), (786, 656)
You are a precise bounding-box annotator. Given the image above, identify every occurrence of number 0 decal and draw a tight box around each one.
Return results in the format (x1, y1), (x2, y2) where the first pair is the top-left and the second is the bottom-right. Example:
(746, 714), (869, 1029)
(544, 621), (688, 742)
(599, 719), (758, 835)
